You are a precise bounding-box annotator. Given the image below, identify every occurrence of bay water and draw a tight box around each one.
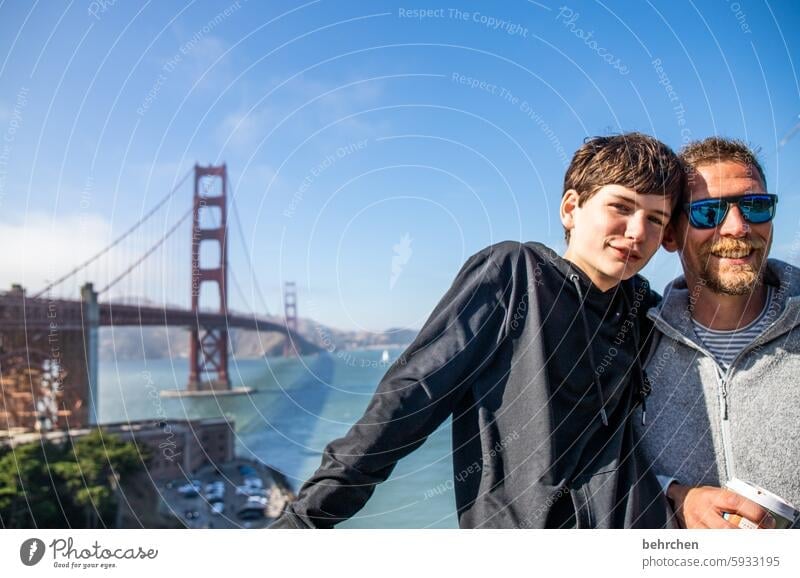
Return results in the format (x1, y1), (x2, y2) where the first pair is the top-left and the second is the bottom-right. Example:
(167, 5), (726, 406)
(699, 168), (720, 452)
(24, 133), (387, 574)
(98, 348), (458, 528)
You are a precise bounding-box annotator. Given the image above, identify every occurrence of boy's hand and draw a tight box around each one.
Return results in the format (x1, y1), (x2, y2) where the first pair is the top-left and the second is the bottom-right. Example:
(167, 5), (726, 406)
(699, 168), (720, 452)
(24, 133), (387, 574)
(667, 483), (775, 529)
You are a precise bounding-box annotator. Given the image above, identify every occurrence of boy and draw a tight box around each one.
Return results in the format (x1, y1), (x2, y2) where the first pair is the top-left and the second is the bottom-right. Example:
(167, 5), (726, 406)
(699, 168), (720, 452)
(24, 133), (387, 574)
(271, 133), (685, 528)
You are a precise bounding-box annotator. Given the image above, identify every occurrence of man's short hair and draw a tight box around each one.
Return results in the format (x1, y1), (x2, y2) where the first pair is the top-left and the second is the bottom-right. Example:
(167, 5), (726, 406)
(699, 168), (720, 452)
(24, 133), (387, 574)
(679, 137), (767, 197)
(563, 132), (685, 242)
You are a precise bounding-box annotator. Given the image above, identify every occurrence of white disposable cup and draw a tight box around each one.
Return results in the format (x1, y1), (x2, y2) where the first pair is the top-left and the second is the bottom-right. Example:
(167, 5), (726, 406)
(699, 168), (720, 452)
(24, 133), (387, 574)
(724, 478), (799, 529)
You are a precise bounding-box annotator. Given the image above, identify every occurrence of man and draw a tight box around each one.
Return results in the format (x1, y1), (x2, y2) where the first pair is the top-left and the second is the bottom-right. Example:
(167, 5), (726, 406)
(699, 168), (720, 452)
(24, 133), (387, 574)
(639, 137), (800, 529)
(271, 133), (685, 529)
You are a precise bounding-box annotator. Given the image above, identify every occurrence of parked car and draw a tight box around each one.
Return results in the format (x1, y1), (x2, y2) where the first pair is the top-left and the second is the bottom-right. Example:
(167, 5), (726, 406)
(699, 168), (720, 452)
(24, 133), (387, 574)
(205, 482), (225, 501)
(211, 502), (225, 516)
(207, 491), (224, 503)
(178, 480), (201, 497)
(243, 476), (263, 489)
(235, 485), (267, 497)
(246, 495), (268, 507)
(184, 510), (199, 520)
(236, 506), (265, 521)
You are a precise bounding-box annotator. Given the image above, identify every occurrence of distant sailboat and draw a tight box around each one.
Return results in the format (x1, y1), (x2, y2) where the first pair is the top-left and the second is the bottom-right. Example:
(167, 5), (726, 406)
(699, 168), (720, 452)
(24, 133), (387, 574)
(381, 349), (390, 363)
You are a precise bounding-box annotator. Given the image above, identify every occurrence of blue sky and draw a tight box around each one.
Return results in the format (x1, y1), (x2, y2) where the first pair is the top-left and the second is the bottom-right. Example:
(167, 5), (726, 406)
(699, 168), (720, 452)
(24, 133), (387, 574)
(1, 0), (799, 331)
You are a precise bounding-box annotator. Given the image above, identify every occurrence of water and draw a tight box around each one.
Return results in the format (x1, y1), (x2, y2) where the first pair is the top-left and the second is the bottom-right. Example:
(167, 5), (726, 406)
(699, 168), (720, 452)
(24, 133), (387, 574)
(98, 349), (458, 528)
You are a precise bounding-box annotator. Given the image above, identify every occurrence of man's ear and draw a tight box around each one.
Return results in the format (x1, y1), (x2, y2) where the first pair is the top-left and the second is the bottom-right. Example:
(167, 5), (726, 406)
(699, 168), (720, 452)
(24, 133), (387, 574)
(560, 189), (580, 232)
(661, 221), (680, 253)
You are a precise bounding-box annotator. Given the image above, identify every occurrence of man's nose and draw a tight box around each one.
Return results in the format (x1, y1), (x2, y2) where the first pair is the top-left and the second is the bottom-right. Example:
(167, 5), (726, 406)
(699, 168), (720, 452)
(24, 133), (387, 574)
(719, 205), (750, 237)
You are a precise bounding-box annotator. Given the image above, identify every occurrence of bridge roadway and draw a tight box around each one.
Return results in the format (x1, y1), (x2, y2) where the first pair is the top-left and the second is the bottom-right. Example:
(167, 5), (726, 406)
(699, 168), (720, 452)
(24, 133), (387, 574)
(0, 291), (317, 352)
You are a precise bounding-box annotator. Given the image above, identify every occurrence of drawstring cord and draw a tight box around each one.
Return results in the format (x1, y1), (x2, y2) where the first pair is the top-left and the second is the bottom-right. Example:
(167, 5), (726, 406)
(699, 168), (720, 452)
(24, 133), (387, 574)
(569, 274), (652, 427)
(569, 274), (609, 427)
(622, 284), (653, 426)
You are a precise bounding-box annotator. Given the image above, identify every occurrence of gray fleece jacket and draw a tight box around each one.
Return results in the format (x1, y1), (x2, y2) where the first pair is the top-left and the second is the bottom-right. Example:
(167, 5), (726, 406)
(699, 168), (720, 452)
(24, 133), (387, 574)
(636, 259), (800, 527)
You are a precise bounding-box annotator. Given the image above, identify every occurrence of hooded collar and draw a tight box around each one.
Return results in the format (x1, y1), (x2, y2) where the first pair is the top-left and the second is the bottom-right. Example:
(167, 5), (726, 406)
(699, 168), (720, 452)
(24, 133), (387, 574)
(525, 241), (636, 304)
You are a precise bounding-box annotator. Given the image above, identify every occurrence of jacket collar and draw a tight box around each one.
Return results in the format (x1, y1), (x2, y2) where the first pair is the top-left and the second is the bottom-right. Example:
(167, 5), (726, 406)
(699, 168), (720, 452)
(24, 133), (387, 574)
(649, 259), (800, 344)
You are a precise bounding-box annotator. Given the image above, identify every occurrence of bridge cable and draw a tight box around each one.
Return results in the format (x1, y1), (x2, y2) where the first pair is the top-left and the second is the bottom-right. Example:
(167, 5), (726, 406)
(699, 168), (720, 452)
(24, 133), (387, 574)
(98, 206), (193, 295)
(229, 185), (272, 316)
(33, 168), (193, 298)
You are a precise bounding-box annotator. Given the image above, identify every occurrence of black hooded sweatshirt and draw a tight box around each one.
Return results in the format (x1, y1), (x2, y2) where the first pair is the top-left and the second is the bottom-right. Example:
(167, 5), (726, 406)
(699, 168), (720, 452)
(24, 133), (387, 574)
(270, 241), (672, 528)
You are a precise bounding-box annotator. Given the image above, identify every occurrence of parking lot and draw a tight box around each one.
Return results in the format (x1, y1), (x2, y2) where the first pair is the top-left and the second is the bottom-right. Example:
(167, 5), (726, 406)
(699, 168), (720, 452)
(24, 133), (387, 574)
(159, 458), (290, 529)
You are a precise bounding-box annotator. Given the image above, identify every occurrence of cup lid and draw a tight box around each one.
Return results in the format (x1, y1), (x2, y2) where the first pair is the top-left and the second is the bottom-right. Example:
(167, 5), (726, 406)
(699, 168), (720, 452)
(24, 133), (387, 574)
(726, 478), (799, 522)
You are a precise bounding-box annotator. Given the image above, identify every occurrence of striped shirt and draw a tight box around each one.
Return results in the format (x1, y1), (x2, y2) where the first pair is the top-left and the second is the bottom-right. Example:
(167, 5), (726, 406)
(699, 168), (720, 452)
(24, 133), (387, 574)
(691, 286), (774, 368)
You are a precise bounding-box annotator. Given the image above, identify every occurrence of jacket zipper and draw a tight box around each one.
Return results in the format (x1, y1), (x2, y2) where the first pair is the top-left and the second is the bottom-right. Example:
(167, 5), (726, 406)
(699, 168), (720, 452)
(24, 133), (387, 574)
(713, 366), (735, 480)
(714, 342), (763, 481)
(650, 315), (745, 481)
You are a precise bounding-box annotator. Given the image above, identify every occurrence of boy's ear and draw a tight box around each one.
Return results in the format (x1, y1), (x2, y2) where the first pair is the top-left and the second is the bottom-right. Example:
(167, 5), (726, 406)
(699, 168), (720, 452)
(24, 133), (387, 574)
(560, 189), (580, 232)
(661, 221), (680, 253)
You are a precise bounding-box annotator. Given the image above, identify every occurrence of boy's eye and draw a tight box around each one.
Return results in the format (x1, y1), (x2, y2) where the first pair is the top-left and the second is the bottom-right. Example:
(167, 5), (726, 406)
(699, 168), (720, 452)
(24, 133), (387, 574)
(648, 215), (666, 227)
(610, 203), (631, 214)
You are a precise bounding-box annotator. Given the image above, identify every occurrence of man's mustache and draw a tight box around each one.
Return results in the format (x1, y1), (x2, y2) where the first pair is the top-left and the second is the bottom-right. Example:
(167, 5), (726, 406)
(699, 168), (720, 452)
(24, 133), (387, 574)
(707, 237), (766, 254)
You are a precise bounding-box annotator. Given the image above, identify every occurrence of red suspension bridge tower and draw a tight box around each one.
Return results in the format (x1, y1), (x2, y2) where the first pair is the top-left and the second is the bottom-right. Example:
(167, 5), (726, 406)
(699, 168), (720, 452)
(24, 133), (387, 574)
(283, 281), (298, 357)
(188, 164), (229, 391)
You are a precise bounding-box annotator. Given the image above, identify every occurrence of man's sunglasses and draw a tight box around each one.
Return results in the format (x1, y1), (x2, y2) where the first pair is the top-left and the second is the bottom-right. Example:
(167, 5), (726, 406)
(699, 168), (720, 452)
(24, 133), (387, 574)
(684, 193), (778, 229)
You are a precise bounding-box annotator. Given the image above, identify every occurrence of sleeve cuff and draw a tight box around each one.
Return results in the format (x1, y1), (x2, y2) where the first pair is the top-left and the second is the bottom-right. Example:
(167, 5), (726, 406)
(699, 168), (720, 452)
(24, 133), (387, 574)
(656, 475), (678, 496)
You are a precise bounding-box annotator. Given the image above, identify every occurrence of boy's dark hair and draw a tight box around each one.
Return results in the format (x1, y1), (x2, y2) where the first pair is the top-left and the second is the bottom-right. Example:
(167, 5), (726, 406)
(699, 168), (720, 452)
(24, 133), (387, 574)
(563, 132), (685, 242)
(679, 137), (767, 199)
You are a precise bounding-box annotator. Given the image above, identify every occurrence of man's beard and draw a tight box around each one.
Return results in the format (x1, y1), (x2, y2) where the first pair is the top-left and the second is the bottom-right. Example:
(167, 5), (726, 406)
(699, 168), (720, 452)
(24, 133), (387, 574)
(697, 237), (767, 295)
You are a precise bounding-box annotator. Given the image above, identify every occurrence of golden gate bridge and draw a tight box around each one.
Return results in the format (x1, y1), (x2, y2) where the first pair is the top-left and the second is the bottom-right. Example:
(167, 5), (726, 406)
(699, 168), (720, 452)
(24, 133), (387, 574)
(0, 164), (317, 432)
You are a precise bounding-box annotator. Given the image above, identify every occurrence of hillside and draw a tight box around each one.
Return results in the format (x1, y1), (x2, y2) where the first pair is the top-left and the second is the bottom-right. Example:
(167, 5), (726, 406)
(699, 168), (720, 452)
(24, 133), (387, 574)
(98, 317), (418, 361)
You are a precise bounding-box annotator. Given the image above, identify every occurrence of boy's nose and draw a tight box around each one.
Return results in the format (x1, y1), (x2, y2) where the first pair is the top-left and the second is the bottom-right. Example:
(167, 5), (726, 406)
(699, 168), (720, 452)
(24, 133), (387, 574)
(625, 214), (647, 242)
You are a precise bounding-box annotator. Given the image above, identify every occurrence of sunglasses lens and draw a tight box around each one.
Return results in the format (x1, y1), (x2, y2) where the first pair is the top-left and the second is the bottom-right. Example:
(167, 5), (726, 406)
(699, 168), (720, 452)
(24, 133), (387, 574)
(740, 196), (776, 224)
(689, 200), (725, 228)
(687, 195), (776, 228)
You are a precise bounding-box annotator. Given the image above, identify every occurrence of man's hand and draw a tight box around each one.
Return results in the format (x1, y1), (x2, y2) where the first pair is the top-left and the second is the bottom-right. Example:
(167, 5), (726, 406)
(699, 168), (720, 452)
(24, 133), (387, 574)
(667, 483), (775, 529)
